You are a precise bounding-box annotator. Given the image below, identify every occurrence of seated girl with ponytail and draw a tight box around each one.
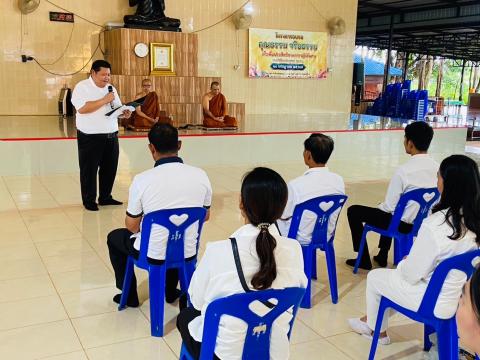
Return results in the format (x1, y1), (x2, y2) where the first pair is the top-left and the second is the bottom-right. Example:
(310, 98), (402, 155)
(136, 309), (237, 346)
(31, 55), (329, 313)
(177, 167), (307, 360)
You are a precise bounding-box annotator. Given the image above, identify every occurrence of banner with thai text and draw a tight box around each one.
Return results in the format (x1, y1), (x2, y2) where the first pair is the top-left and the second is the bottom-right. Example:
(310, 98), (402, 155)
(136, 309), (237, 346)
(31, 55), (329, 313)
(248, 28), (328, 79)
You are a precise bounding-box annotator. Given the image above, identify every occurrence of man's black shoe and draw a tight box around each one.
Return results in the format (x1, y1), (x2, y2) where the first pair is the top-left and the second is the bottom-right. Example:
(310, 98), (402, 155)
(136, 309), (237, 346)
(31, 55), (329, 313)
(346, 258), (372, 270)
(99, 198), (123, 206)
(113, 294), (139, 308)
(373, 254), (388, 267)
(84, 202), (99, 211)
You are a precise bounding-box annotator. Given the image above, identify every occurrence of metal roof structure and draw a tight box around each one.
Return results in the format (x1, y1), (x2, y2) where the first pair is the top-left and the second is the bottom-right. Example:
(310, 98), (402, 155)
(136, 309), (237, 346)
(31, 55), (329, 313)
(353, 54), (403, 76)
(356, 0), (480, 63)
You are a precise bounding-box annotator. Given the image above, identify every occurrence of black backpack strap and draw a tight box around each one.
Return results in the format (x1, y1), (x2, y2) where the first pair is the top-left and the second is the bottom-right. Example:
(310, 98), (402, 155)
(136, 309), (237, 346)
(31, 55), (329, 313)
(274, 221), (281, 234)
(230, 237), (251, 293)
(230, 237), (275, 309)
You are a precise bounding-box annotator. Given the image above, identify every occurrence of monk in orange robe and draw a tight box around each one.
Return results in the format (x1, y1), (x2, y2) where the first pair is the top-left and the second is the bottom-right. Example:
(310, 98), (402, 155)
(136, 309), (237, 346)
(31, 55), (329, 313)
(202, 81), (237, 128)
(128, 79), (171, 130)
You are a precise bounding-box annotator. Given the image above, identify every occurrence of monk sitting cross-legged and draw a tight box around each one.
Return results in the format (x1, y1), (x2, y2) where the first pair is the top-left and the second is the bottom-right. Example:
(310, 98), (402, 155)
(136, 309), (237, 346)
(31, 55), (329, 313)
(127, 79), (171, 131)
(202, 81), (237, 128)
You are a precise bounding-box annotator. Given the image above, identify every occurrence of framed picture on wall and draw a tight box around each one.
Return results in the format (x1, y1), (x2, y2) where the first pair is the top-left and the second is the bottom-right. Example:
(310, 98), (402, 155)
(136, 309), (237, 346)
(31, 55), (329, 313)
(150, 43), (175, 76)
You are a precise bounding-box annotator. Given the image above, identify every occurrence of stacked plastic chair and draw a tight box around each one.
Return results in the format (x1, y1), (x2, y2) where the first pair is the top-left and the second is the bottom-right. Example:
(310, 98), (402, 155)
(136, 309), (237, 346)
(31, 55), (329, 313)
(414, 90), (429, 120)
(385, 83), (402, 118)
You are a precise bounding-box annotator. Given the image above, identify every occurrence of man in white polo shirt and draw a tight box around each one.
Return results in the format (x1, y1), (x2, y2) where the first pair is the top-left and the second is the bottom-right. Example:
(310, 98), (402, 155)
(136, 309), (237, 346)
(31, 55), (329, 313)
(107, 123), (212, 307)
(277, 133), (345, 244)
(346, 121), (439, 270)
(71, 60), (132, 211)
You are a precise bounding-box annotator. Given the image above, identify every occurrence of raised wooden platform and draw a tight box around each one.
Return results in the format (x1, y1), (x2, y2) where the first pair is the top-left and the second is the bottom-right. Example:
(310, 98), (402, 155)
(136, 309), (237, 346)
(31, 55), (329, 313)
(105, 28), (245, 126)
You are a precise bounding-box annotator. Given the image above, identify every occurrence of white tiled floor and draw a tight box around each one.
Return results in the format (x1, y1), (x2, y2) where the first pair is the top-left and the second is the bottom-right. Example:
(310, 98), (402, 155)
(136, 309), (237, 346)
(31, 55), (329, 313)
(0, 163), (447, 359)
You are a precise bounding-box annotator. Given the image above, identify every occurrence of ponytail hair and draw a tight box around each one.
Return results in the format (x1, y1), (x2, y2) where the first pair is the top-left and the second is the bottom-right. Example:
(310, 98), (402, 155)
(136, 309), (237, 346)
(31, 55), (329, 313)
(241, 167), (288, 290)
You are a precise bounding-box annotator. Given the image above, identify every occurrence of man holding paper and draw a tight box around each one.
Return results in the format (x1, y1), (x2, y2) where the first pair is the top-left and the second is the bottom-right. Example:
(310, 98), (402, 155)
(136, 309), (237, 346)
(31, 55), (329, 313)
(71, 60), (132, 211)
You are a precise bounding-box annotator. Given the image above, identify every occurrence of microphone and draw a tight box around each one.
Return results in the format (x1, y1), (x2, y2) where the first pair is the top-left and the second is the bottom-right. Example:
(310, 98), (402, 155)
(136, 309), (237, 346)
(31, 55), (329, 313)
(108, 85), (114, 109)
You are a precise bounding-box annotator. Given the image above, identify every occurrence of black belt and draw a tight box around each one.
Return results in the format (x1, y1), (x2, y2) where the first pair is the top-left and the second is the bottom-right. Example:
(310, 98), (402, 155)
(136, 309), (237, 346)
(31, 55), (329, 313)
(77, 130), (118, 138)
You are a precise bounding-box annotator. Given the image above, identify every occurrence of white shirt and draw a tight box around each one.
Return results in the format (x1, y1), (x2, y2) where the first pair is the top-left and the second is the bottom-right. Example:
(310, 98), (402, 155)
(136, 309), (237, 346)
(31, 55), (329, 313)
(71, 77), (122, 134)
(188, 224), (307, 360)
(126, 157), (212, 260)
(277, 167), (345, 245)
(396, 209), (478, 318)
(378, 154), (439, 223)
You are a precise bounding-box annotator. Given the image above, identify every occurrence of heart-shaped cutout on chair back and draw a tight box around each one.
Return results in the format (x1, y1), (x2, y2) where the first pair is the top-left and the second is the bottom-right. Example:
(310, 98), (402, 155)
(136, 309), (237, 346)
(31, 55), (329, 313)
(422, 192), (436, 202)
(319, 201), (334, 212)
(248, 298), (278, 317)
(472, 256), (480, 268)
(169, 214), (189, 227)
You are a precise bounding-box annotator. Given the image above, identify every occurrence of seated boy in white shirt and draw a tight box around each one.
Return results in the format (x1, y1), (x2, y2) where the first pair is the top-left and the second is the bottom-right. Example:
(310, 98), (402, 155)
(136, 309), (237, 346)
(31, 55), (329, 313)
(277, 133), (345, 243)
(107, 123), (212, 307)
(345, 121), (438, 270)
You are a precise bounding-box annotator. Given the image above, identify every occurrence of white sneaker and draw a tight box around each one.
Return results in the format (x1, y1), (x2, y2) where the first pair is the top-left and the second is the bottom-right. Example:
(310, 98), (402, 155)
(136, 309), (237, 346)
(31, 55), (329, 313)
(348, 317), (372, 336)
(347, 318), (391, 345)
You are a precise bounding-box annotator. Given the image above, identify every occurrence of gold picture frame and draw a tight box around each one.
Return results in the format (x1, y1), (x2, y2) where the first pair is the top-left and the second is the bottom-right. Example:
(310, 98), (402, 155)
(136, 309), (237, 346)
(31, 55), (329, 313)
(150, 43), (175, 76)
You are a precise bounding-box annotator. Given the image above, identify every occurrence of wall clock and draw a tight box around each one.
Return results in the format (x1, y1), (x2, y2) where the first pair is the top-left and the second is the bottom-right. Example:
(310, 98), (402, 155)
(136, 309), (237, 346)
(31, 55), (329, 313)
(134, 42), (149, 58)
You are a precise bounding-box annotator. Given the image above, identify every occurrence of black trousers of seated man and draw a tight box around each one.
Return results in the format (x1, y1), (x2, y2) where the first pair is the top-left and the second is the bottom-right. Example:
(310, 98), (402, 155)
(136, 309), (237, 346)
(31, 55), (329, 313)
(107, 228), (181, 304)
(77, 130), (119, 206)
(347, 205), (413, 265)
(177, 307), (221, 360)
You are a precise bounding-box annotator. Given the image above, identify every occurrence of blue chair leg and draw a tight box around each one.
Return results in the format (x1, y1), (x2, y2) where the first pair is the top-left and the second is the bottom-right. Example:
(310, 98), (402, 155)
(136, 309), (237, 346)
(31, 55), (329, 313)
(118, 257), (135, 310)
(301, 246), (313, 308)
(178, 266), (188, 294)
(312, 253), (318, 280)
(354, 228), (369, 274)
(180, 343), (193, 360)
(311, 249), (318, 280)
(369, 300), (387, 360)
(393, 237), (400, 266)
(437, 320), (458, 360)
(394, 235), (413, 265)
(183, 261), (196, 306)
(149, 265), (166, 337)
(325, 241), (338, 304)
(423, 324), (435, 351)
(404, 236), (414, 261)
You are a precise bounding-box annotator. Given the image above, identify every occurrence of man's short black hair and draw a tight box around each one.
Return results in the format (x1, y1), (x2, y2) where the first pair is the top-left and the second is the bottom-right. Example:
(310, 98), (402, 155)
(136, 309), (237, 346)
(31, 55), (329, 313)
(148, 123), (179, 154)
(304, 133), (334, 164)
(91, 60), (111, 72)
(404, 121), (434, 151)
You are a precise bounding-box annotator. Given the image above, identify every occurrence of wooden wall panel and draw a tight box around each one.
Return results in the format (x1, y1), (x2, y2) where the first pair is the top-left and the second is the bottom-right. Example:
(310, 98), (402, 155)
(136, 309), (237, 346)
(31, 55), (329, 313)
(228, 103), (245, 124)
(104, 28), (198, 77)
(106, 28), (244, 128)
(111, 75), (221, 104)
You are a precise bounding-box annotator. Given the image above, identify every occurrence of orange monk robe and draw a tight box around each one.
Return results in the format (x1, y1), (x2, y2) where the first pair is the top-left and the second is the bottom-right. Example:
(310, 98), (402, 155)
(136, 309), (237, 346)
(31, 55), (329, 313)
(132, 92), (172, 130)
(203, 93), (237, 128)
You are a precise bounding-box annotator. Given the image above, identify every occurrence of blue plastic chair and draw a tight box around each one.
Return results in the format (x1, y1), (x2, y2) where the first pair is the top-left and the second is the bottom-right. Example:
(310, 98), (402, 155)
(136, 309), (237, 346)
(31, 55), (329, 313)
(179, 287), (306, 360)
(369, 249), (480, 360)
(118, 207), (207, 337)
(287, 194), (348, 307)
(353, 187), (439, 274)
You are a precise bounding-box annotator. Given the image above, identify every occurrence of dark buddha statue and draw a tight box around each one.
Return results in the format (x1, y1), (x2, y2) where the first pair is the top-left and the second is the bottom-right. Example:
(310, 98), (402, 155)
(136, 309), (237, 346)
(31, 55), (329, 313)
(124, 0), (181, 32)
